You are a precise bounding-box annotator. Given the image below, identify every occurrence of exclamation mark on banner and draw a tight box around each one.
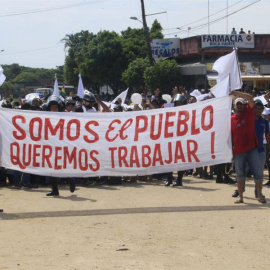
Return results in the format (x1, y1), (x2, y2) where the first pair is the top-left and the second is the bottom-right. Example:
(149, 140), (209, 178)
(211, 131), (216, 159)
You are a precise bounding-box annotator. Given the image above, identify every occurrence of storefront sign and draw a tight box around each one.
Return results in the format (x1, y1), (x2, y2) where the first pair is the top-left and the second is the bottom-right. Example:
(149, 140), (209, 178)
(202, 34), (254, 49)
(151, 38), (180, 59)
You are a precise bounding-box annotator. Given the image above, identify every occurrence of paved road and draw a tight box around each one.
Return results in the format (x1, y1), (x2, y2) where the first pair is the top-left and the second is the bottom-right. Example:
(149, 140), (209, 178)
(0, 175), (270, 270)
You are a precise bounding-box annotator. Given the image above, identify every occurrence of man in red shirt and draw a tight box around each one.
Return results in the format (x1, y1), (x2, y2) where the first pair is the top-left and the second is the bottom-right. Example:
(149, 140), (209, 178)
(230, 90), (265, 203)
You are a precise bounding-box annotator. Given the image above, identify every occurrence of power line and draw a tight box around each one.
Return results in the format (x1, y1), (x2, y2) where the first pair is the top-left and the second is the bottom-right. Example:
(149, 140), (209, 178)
(0, 45), (63, 55)
(165, 0), (261, 36)
(178, 0), (246, 29)
(190, 0), (261, 32)
(0, 0), (110, 17)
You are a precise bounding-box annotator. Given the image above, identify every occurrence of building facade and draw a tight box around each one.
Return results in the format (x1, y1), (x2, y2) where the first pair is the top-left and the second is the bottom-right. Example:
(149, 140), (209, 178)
(174, 34), (270, 92)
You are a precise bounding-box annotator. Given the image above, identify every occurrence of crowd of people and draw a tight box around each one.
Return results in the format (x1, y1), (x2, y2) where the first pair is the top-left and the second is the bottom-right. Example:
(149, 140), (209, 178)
(1, 84), (270, 212)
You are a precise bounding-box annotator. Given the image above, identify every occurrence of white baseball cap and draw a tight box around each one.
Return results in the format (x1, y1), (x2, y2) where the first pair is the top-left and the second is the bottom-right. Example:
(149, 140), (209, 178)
(262, 108), (270, 115)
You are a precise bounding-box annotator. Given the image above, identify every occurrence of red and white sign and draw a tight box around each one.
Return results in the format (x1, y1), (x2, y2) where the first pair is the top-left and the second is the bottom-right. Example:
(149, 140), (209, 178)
(0, 97), (233, 177)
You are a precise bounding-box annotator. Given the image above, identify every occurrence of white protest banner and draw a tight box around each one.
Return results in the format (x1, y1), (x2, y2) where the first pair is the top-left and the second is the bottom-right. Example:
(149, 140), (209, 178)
(0, 96), (233, 177)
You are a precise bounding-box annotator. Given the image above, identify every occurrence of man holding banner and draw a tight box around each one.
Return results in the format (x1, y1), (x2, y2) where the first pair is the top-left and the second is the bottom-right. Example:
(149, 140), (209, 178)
(230, 90), (266, 204)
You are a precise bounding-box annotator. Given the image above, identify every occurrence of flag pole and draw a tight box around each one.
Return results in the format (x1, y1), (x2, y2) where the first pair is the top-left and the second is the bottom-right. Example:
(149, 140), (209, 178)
(233, 47), (242, 90)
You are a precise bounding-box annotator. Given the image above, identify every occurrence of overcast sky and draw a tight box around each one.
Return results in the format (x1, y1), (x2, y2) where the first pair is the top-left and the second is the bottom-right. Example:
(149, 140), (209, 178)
(0, 0), (267, 69)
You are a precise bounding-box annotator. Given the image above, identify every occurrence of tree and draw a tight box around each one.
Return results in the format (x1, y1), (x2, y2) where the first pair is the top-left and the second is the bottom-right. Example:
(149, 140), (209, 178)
(34, 68), (56, 81)
(78, 30), (127, 93)
(13, 72), (39, 83)
(144, 59), (180, 93)
(55, 66), (64, 82)
(122, 58), (149, 90)
(63, 52), (78, 86)
(150, 19), (164, 39)
(121, 27), (147, 63)
(62, 21), (168, 94)
(61, 31), (96, 86)
(61, 30), (95, 51)
(0, 81), (18, 98)
(2, 64), (22, 81)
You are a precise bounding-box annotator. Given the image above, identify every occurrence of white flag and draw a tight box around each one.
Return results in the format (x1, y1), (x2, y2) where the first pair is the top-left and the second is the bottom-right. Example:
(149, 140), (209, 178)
(77, 74), (84, 99)
(52, 77), (60, 97)
(210, 75), (230, 98)
(0, 65), (6, 87)
(111, 88), (128, 104)
(213, 50), (242, 91)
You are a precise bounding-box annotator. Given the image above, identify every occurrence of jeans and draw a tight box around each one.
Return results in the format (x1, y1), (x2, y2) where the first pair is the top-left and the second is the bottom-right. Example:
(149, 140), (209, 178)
(234, 148), (263, 183)
(254, 151), (266, 196)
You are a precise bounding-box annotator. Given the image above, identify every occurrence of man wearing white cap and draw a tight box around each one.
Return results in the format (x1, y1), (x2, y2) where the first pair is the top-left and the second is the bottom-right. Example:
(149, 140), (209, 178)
(230, 90), (266, 203)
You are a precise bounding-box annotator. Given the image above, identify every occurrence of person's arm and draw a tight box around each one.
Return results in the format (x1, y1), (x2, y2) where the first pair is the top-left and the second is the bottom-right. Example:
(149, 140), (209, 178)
(146, 98), (156, 109)
(95, 94), (111, 112)
(265, 133), (270, 152)
(182, 88), (189, 101)
(264, 119), (270, 156)
(229, 90), (254, 108)
(171, 87), (178, 102)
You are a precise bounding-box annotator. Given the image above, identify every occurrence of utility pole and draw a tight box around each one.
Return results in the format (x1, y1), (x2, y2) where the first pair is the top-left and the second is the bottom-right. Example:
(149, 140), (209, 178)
(140, 0), (154, 66)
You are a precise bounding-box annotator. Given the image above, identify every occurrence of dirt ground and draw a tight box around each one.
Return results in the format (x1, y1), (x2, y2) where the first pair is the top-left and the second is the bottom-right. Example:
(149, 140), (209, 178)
(0, 173), (270, 270)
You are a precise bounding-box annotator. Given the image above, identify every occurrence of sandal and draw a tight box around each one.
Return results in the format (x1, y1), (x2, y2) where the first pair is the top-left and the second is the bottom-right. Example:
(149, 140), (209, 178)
(234, 198), (244, 204)
(258, 198), (267, 204)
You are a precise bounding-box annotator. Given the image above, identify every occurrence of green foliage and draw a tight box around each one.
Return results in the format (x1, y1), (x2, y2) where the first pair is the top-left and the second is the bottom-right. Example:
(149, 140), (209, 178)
(78, 30), (127, 92)
(0, 81), (15, 91)
(150, 19), (164, 39)
(121, 27), (147, 63)
(0, 64), (63, 98)
(144, 59), (180, 93)
(2, 64), (22, 81)
(122, 58), (149, 90)
(61, 20), (179, 95)
(55, 66), (64, 81)
(13, 72), (39, 83)
(61, 30), (96, 86)
(63, 52), (78, 87)
(2, 64), (59, 82)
